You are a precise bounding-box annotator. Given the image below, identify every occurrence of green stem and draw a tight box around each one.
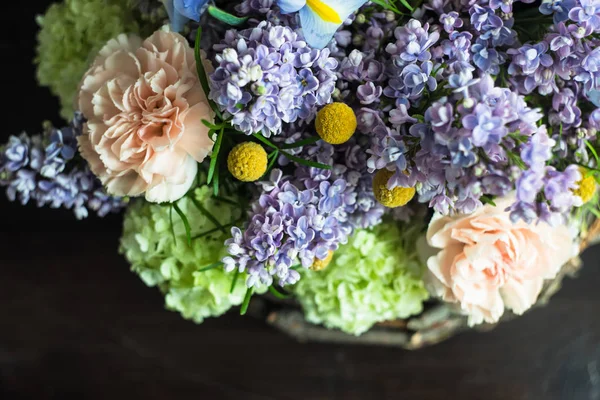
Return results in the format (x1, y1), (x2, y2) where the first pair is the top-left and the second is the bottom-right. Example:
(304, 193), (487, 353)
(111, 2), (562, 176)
(198, 261), (224, 272)
(173, 201), (192, 247)
(208, 126), (224, 184)
(230, 269), (240, 294)
(240, 287), (254, 315)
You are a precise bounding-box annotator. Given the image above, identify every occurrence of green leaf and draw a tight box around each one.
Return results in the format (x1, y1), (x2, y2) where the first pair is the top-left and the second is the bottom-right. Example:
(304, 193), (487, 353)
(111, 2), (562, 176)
(207, 5), (249, 26)
(208, 127), (224, 184)
(588, 205), (600, 219)
(230, 269), (240, 294)
(398, 0), (414, 11)
(251, 133), (279, 151)
(212, 196), (239, 207)
(192, 218), (241, 240)
(173, 201), (192, 246)
(585, 140), (600, 165)
(371, 0), (402, 13)
(280, 136), (321, 149)
(192, 226), (222, 240)
(213, 161), (220, 196)
(280, 150), (332, 170)
(194, 27), (223, 120)
(480, 195), (497, 207)
(240, 287), (254, 315)
(268, 285), (292, 299)
(202, 119), (220, 130)
(264, 150), (279, 177)
(189, 195), (227, 234)
(169, 205), (177, 245)
(198, 261), (224, 272)
(251, 133), (331, 170)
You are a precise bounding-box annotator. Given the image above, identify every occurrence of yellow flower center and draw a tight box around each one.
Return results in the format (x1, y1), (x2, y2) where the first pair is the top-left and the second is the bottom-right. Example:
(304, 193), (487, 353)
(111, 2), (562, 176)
(573, 167), (597, 204)
(306, 0), (342, 24)
(372, 169), (416, 208)
(227, 142), (268, 182)
(310, 251), (334, 271)
(315, 102), (357, 145)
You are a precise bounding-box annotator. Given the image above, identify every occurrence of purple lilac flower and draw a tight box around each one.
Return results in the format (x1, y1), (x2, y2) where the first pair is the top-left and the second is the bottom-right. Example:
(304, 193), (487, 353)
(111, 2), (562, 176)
(356, 82), (383, 104)
(507, 43), (554, 76)
(3, 134), (30, 172)
(574, 45), (600, 92)
(210, 22), (338, 136)
(0, 113), (125, 219)
(471, 41), (503, 74)
(462, 104), (508, 146)
(440, 12), (463, 33)
(550, 88), (583, 128)
(490, 0), (514, 14)
(521, 129), (556, 168)
(386, 20), (440, 65)
(510, 126), (582, 224)
(540, 0), (577, 23)
(224, 137), (382, 288)
(569, 0), (600, 31)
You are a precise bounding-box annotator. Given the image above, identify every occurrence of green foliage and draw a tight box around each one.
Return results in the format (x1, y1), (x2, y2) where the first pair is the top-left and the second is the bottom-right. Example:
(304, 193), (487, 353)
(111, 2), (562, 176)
(293, 221), (429, 336)
(35, 0), (156, 120)
(207, 5), (248, 26)
(120, 186), (263, 323)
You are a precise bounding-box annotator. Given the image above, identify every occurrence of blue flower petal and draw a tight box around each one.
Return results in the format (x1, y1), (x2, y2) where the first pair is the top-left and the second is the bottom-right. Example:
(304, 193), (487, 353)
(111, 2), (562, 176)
(278, 0), (307, 14)
(174, 0), (209, 21)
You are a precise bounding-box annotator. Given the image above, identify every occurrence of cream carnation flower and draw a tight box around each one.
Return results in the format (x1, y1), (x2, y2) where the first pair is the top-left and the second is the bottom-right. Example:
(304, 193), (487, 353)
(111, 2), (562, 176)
(77, 29), (214, 203)
(425, 194), (579, 326)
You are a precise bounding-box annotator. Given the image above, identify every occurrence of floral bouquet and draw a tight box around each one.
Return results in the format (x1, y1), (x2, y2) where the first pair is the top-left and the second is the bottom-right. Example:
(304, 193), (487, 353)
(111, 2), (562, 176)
(4, 0), (600, 348)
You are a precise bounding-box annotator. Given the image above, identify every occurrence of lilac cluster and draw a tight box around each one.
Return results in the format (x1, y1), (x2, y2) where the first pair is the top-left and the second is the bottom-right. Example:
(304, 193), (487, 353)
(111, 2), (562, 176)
(321, 0), (600, 223)
(468, 3), (517, 74)
(235, 0), (295, 26)
(507, 20), (600, 96)
(223, 139), (384, 288)
(384, 20), (440, 108)
(511, 127), (582, 224)
(0, 114), (125, 219)
(209, 21), (338, 136)
(371, 74), (544, 215)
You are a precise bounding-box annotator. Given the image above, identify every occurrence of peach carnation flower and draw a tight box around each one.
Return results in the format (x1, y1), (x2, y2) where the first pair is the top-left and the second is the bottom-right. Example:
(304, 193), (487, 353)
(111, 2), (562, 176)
(77, 29), (214, 203)
(425, 194), (578, 326)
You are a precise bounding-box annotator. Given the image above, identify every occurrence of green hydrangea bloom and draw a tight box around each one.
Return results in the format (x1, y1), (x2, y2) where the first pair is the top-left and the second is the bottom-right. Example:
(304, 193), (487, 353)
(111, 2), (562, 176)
(35, 0), (149, 121)
(293, 222), (429, 336)
(120, 187), (254, 323)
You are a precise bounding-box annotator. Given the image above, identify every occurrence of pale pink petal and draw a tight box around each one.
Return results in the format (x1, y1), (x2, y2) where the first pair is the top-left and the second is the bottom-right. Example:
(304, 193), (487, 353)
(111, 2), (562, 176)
(142, 147), (187, 178)
(424, 192), (578, 325)
(178, 102), (215, 163)
(77, 31), (212, 203)
(145, 156), (197, 203)
(500, 277), (543, 316)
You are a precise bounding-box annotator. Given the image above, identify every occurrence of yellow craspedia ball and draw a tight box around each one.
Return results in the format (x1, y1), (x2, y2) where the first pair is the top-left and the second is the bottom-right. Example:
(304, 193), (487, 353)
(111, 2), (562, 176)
(372, 169), (416, 208)
(227, 142), (268, 182)
(315, 102), (357, 145)
(573, 168), (597, 204)
(310, 251), (334, 272)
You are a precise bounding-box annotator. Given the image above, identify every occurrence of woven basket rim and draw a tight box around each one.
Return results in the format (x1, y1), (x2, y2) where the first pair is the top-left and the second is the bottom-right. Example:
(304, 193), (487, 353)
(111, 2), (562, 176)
(250, 218), (600, 349)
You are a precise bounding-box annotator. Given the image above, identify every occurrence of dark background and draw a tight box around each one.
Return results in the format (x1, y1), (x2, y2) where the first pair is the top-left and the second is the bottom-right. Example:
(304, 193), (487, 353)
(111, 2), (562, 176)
(1, 2), (599, 399)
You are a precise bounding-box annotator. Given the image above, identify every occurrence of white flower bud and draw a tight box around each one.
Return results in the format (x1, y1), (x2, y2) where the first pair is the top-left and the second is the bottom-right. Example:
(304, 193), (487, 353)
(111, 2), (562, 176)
(349, 49), (364, 66)
(222, 48), (238, 63)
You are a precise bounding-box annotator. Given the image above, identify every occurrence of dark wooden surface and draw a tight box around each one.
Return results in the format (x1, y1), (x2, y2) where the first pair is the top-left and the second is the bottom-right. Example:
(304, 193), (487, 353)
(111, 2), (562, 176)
(1, 2), (600, 399)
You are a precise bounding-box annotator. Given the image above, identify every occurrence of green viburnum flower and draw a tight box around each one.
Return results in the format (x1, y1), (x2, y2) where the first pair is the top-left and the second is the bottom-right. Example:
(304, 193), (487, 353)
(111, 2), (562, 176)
(35, 0), (157, 121)
(120, 186), (255, 323)
(293, 222), (430, 336)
